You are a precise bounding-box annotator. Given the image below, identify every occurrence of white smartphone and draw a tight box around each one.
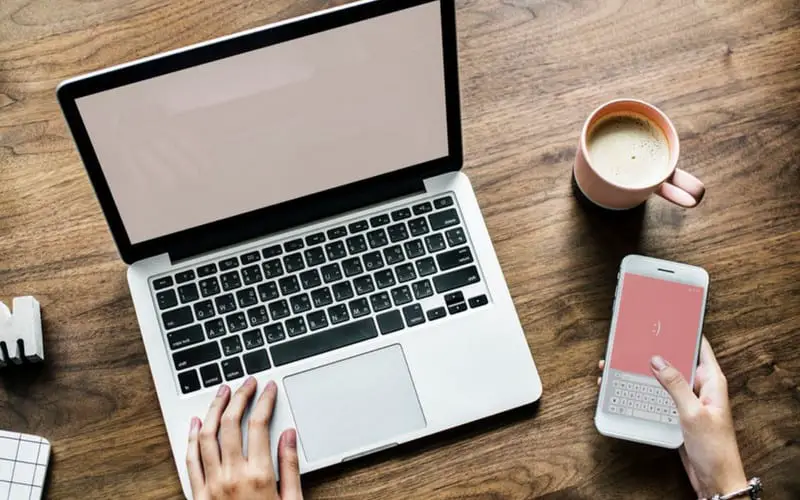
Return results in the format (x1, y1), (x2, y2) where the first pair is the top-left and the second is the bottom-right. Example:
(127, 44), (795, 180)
(595, 254), (709, 448)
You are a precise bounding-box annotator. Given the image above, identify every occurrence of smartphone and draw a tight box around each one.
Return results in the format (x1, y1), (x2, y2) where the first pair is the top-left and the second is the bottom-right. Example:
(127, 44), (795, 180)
(595, 254), (708, 448)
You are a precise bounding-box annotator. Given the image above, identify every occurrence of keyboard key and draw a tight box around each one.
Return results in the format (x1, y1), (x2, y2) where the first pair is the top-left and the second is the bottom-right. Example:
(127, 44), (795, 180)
(402, 304), (425, 327)
(299, 269), (322, 289)
(387, 223), (409, 242)
(348, 220), (369, 233)
(200, 364), (223, 388)
(243, 349), (271, 374)
(178, 370), (201, 394)
(241, 251), (261, 265)
(306, 232), (325, 246)
(412, 201), (433, 215)
(433, 196), (454, 209)
(390, 286), (413, 306)
(321, 263), (343, 283)
(153, 276), (173, 290)
(377, 310), (404, 335)
(383, 245), (405, 265)
(332, 281), (355, 302)
(391, 208), (411, 221)
(221, 335), (243, 356)
(247, 305), (269, 326)
(370, 292), (392, 312)
(429, 208), (460, 231)
(433, 265), (481, 293)
(425, 233), (446, 253)
(262, 259), (284, 279)
(264, 324), (286, 344)
(395, 263), (417, 283)
(157, 289), (178, 310)
(284, 253), (305, 273)
(284, 239), (304, 252)
(167, 324), (204, 350)
(426, 307), (446, 321)
(367, 229), (389, 248)
(197, 264), (217, 277)
(226, 312), (248, 333)
(270, 318), (378, 367)
(416, 257), (437, 277)
(444, 291), (465, 305)
(262, 245), (282, 258)
(349, 298), (370, 318)
(173, 342), (221, 371)
(307, 310), (328, 331)
(162, 306), (193, 330)
(346, 235), (368, 254)
(290, 294), (311, 314)
(215, 294), (237, 314)
(468, 295), (488, 308)
(363, 251), (384, 271)
(327, 226), (347, 239)
(342, 257), (364, 277)
(325, 240), (347, 260)
(311, 288), (333, 308)
(199, 277), (221, 297)
(241, 265), (263, 285)
(436, 247), (474, 271)
(279, 276), (300, 296)
(328, 304), (349, 324)
(370, 214), (390, 227)
(194, 300), (215, 320)
(205, 318), (226, 338)
(220, 257), (239, 270)
(448, 302), (467, 314)
(222, 357), (245, 381)
(286, 317), (307, 337)
(412, 279), (433, 299)
(236, 288), (258, 308)
(220, 271), (242, 291)
(374, 269), (395, 289)
(175, 270), (196, 283)
(304, 247), (326, 267)
(404, 239), (426, 259)
(257, 282), (279, 302)
(446, 227), (467, 247)
(408, 217), (429, 236)
(354, 275), (375, 295)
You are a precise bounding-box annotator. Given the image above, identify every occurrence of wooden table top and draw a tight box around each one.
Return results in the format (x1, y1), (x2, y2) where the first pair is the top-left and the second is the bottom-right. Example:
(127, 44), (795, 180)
(1, 0), (798, 498)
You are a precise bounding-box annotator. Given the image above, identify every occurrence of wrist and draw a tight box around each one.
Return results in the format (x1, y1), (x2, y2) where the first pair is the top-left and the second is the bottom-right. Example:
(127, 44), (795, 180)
(712, 468), (749, 497)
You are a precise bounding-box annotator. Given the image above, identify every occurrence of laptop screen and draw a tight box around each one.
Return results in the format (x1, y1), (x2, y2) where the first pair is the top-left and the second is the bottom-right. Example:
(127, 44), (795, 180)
(74, 1), (448, 245)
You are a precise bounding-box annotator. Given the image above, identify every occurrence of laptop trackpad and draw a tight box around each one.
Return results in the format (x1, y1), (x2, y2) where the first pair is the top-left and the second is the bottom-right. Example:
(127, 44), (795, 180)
(284, 344), (426, 463)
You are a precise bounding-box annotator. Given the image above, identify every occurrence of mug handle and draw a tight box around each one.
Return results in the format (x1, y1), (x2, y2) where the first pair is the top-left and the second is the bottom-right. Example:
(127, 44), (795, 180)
(656, 168), (705, 208)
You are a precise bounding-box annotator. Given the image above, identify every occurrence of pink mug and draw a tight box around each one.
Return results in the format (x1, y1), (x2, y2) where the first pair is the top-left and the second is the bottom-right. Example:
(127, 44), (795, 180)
(573, 99), (705, 210)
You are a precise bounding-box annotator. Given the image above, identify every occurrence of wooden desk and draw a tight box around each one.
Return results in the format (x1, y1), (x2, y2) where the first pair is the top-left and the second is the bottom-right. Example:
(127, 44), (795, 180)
(1, 0), (798, 498)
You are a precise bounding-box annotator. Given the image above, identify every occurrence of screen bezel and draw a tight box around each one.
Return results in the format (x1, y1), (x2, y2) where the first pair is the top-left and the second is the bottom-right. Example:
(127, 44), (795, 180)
(56, 0), (461, 264)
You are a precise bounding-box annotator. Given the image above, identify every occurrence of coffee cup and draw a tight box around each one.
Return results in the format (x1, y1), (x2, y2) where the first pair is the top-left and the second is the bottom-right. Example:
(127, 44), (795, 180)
(573, 99), (704, 210)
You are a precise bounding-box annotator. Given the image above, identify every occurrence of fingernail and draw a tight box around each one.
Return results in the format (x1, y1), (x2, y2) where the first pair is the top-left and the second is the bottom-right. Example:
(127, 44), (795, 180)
(266, 380), (277, 391)
(286, 429), (297, 449)
(217, 384), (229, 397)
(651, 355), (668, 371)
(246, 376), (256, 386)
(190, 417), (200, 432)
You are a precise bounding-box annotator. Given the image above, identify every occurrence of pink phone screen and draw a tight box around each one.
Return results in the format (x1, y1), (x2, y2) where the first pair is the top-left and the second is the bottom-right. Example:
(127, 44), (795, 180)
(610, 273), (705, 380)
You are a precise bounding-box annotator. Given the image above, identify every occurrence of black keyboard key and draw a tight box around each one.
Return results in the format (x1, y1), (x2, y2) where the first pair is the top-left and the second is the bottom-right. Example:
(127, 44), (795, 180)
(241, 251), (261, 265)
(262, 245), (282, 258)
(311, 287), (333, 308)
(157, 289), (178, 310)
(153, 276), (173, 290)
(221, 335), (243, 356)
(433, 196), (454, 209)
(342, 257), (363, 277)
(346, 235), (368, 254)
(247, 305), (269, 326)
(348, 220), (369, 233)
(222, 357), (244, 381)
(175, 270), (195, 283)
(205, 318), (226, 338)
(469, 295), (489, 308)
(220, 271), (242, 291)
(284, 239), (304, 252)
(265, 324), (286, 344)
(286, 317), (307, 337)
(290, 293), (312, 314)
(241, 265), (263, 285)
(426, 307), (446, 321)
(370, 214), (390, 227)
(402, 304), (425, 327)
(349, 298), (370, 318)
(215, 294), (237, 314)
(363, 251), (384, 271)
(404, 239), (426, 259)
(444, 291), (465, 305)
(412, 201), (433, 215)
(162, 306), (193, 330)
(367, 229), (388, 249)
(391, 208), (411, 221)
(268, 299), (290, 320)
(262, 259), (284, 279)
(354, 275), (375, 295)
(199, 277), (221, 297)
(197, 264), (217, 277)
(321, 263), (343, 283)
(325, 240), (348, 260)
(304, 247), (326, 267)
(408, 217), (430, 236)
(236, 288), (258, 308)
(307, 310), (328, 331)
(194, 300), (215, 321)
(383, 245), (405, 265)
(391, 286), (413, 306)
(243, 329), (265, 350)
(377, 310), (404, 335)
(448, 302), (468, 314)
(270, 318), (378, 367)
(429, 208), (460, 231)
(178, 370), (201, 394)
(173, 342), (221, 371)
(395, 263), (417, 283)
(306, 232), (325, 246)
(300, 269), (322, 290)
(226, 312), (248, 333)
(332, 282), (354, 302)
(434, 265), (481, 293)
(436, 247), (474, 271)
(328, 304), (349, 324)
(167, 324), (204, 350)
(279, 276), (300, 296)
(416, 257), (437, 277)
(327, 226), (347, 239)
(220, 257), (239, 270)
(257, 282), (279, 302)
(446, 227), (467, 247)
(387, 223), (409, 242)
(200, 364), (223, 388)
(411, 280), (433, 300)
(425, 234), (446, 253)
(243, 349), (271, 374)
(284, 253), (305, 273)
(370, 292), (392, 312)
(374, 269), (396, 289)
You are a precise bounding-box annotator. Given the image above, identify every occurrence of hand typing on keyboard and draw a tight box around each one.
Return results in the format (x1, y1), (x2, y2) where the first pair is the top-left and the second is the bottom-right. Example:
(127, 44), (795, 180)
(187, 377), (303, 500)
(597, 337), (747, 499)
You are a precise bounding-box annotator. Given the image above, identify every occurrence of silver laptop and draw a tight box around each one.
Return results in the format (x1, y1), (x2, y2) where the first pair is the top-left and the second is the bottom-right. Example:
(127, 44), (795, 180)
(57, 0), (542, 496)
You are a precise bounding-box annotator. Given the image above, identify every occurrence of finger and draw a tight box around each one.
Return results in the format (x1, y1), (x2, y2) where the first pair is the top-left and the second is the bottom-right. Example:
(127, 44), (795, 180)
(596, 376), (602, 387)
(699, 337), (723, 376)
(186, 417), (205, 494)
(650, 356), (700, 416)
(598, 360), (605, 371)
(200, 384), (231, 476)
(247, 380), (278, 468)
(220, 376), (258, 465)
(278, 429), (303, 500)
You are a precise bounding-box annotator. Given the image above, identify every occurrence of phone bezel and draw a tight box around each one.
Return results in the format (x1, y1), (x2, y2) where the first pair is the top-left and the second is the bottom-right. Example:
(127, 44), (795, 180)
(595, 254), (709, 448)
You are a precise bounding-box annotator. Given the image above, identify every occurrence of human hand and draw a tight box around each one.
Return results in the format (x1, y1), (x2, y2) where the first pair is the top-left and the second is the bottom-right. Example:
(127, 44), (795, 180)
(186, 377), (303, 500)
(597, 338), (747, 498)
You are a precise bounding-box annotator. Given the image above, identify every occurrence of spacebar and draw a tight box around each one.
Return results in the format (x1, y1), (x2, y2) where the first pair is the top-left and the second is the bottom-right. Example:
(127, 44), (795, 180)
(270, 318), (379, 367)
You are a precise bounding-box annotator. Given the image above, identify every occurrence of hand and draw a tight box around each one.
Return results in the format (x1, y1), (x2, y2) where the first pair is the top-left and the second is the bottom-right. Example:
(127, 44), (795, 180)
(597, 338), (747, 499)
(186, 377), (303, 500)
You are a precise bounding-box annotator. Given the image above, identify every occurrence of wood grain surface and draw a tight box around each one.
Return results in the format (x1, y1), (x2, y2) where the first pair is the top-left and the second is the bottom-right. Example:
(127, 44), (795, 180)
(1, 0), (798, 498)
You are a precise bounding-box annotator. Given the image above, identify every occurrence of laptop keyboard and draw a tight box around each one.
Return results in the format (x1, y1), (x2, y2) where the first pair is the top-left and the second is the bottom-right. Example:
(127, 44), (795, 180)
(150, 194), (490, 395)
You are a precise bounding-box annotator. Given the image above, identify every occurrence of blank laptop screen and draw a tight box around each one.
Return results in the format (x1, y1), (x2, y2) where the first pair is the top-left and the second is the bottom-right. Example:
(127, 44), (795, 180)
(75, 1), (448, 245)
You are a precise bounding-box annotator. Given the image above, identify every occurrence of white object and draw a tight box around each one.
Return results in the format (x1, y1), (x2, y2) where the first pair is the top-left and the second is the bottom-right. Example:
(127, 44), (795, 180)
(0, 297), (44, 367)
(0, 430), (50, 500)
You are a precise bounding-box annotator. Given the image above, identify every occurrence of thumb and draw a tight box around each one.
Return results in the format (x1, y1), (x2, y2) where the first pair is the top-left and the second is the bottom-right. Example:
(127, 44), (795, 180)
(278, 429), (303, 500)
(650, 356), (700, 417)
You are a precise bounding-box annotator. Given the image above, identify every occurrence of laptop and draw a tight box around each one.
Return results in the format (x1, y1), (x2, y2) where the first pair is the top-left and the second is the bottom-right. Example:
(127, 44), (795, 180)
(57, 0), (542, 496)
